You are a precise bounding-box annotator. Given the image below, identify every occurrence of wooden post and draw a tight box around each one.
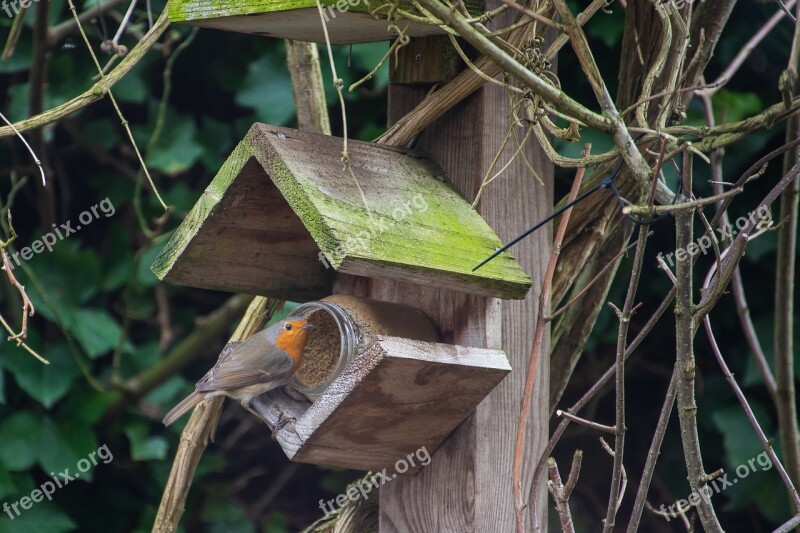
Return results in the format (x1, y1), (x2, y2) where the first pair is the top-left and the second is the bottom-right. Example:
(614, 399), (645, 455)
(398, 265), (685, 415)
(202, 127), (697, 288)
(335, 10), (553, 531)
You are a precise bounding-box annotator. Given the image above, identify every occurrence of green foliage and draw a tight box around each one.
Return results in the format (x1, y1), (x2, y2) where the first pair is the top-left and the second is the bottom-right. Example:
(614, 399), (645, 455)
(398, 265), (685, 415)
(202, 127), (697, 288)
(0, 343), (80, 408)
(0, 2), (388, 530)
(0, 0), (794, 531)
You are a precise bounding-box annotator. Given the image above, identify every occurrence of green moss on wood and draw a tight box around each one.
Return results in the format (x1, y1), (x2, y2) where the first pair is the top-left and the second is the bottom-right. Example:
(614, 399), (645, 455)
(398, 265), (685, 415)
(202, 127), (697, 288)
(171, 0), (366, 20)
(151, 139), (256, 280)
(153, 123), (532, 300)
(169, 0), (484, 26)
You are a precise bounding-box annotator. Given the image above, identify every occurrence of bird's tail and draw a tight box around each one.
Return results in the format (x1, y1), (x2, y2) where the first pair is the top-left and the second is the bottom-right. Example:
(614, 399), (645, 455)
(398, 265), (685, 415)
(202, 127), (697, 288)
(162, 392), (204, 426)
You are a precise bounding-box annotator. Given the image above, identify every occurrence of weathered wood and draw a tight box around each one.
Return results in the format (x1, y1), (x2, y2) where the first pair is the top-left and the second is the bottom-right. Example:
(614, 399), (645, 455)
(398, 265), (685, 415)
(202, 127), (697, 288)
(168, 0), (483, 44)
(332, 4), (552, 530)
(150, 142), (334, 302)
(252, 336), (511, 471)
(390, 36), (462, 85)
(152, 124), (532, 300)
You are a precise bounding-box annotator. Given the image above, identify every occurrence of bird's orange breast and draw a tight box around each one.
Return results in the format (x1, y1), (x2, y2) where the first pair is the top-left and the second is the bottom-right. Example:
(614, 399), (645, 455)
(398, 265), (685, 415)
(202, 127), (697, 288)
(274, 329), (310, 369)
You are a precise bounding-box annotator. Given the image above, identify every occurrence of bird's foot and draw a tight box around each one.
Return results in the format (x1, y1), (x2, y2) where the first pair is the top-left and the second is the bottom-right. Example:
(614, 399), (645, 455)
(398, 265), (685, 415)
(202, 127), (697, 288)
(270, 412), (296, 441)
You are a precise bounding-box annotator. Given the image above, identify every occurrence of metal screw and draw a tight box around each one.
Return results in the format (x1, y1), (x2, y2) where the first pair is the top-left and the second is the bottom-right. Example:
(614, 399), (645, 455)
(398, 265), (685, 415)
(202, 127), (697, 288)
(415, 53), (423, 65)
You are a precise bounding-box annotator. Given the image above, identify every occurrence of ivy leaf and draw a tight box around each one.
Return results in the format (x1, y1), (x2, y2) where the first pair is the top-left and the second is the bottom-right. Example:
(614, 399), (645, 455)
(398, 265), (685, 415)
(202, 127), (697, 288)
(70, 309), (124, 359)
(349, 42), (389, 91)
(37, 419), (97, 482)
(0, 412), (42, 471)
(713, 90), (762, 124)
(236, 53), (295, 125)
(0, 343), (79, 408)
(711, 403), (773, 468)
(0, 503), (76, 533)
(125, 426), (168, 461)
(726, 463), (790, 524)
(145, 112), (204, 175)
(22, 247), (102, 317)
(113, 53), (154, 104)
(59, 389), (115, 427)
(82, 119), (118, 152)
(100, 224), (135, 292)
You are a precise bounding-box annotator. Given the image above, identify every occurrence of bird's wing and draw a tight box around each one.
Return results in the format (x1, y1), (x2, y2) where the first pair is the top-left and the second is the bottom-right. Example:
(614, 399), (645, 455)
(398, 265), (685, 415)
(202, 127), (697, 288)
(195, 341), (293, 393)
(217, 341), (243, 363)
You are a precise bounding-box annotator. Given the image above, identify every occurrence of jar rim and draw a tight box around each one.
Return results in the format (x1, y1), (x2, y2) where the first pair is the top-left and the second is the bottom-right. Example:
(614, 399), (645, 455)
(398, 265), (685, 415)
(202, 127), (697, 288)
(287, 300), (356, 399)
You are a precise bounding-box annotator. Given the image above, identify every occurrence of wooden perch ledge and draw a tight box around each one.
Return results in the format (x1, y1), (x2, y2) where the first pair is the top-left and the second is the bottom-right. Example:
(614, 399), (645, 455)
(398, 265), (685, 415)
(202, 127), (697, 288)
(251, 336), (512, 471)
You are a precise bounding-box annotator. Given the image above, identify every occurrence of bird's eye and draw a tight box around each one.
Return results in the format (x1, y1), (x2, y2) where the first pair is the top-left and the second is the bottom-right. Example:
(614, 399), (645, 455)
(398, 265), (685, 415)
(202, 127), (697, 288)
(284, 323), (293, 331)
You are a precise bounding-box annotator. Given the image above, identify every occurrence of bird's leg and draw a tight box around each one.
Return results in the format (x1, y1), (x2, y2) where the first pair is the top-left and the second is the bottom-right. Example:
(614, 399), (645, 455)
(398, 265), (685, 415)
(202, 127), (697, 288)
(240, 399), (268, 424)
(240, 399), (295, 440)
(270, 411), (297, 441)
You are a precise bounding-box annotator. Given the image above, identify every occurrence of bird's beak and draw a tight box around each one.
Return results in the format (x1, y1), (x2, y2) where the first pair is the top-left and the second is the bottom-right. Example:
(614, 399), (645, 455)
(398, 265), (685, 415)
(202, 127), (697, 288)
(302, 324), (315, 330)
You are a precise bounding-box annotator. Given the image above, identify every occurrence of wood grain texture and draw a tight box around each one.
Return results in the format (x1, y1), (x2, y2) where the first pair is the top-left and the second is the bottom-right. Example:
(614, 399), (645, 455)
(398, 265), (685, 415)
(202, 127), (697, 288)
(151, 141), (332, 302)
(390, 36), (462, 85)
(152, 123), (532, 300)
(168, 0), (483, 44)
(345, 5), (553, 530)
(251, 336), (511, 471)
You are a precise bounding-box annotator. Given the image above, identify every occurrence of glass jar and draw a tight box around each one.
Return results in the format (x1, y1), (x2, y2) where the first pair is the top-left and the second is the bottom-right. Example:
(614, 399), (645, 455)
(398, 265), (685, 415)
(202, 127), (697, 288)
(288, 295), (439, 400)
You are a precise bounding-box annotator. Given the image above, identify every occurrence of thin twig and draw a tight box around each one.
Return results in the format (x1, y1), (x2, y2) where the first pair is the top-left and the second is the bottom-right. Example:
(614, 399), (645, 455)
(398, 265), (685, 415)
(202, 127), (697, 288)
(603, 223), (650, 532)
(0, 111), (46, 186)
(66, 0), (168, 211)
(548, 233), (650, 321)
(623, 187), (742, 216)
(674, 153), (723, 531)
(599, 437), (627, 513)
(773, 0), (800, 500)
(626, 369), (678, 532)
(547, 454), (580, 533)
(704, 314), (800, 510)
(516, 146), (590, 533)
(698, 0), (797, 97)
(0, 250), (34, 345)
(531, 286), (677, 530)
(556, 410), (615, 434)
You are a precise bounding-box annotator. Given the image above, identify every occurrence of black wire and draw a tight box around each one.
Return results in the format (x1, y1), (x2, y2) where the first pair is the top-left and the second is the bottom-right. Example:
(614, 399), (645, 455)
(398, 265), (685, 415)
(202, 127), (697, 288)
(472, 177), (616, 272)
(472, 134), (684, 272)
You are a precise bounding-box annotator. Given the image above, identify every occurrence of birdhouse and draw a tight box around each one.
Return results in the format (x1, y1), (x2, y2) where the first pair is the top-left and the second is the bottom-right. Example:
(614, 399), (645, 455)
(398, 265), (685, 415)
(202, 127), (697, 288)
(168, 0), (484, 44)
(152, 123), (530, 470)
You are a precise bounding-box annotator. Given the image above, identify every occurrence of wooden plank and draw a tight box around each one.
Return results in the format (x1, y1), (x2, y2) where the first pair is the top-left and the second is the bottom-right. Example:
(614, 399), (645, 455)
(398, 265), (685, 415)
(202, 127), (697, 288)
(153, 123), (533, 300)
(252, 336), (511, 471)
(331, 4), (552, 529)
(169, 0), (483, 44)
(390, 36), (462, 85)
(247, 124), (532, 299)
(151, 141), (333, 302)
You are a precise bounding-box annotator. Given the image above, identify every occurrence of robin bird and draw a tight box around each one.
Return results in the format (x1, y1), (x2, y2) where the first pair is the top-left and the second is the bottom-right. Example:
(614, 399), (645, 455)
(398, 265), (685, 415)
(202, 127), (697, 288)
(162, 318), (314, 426)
